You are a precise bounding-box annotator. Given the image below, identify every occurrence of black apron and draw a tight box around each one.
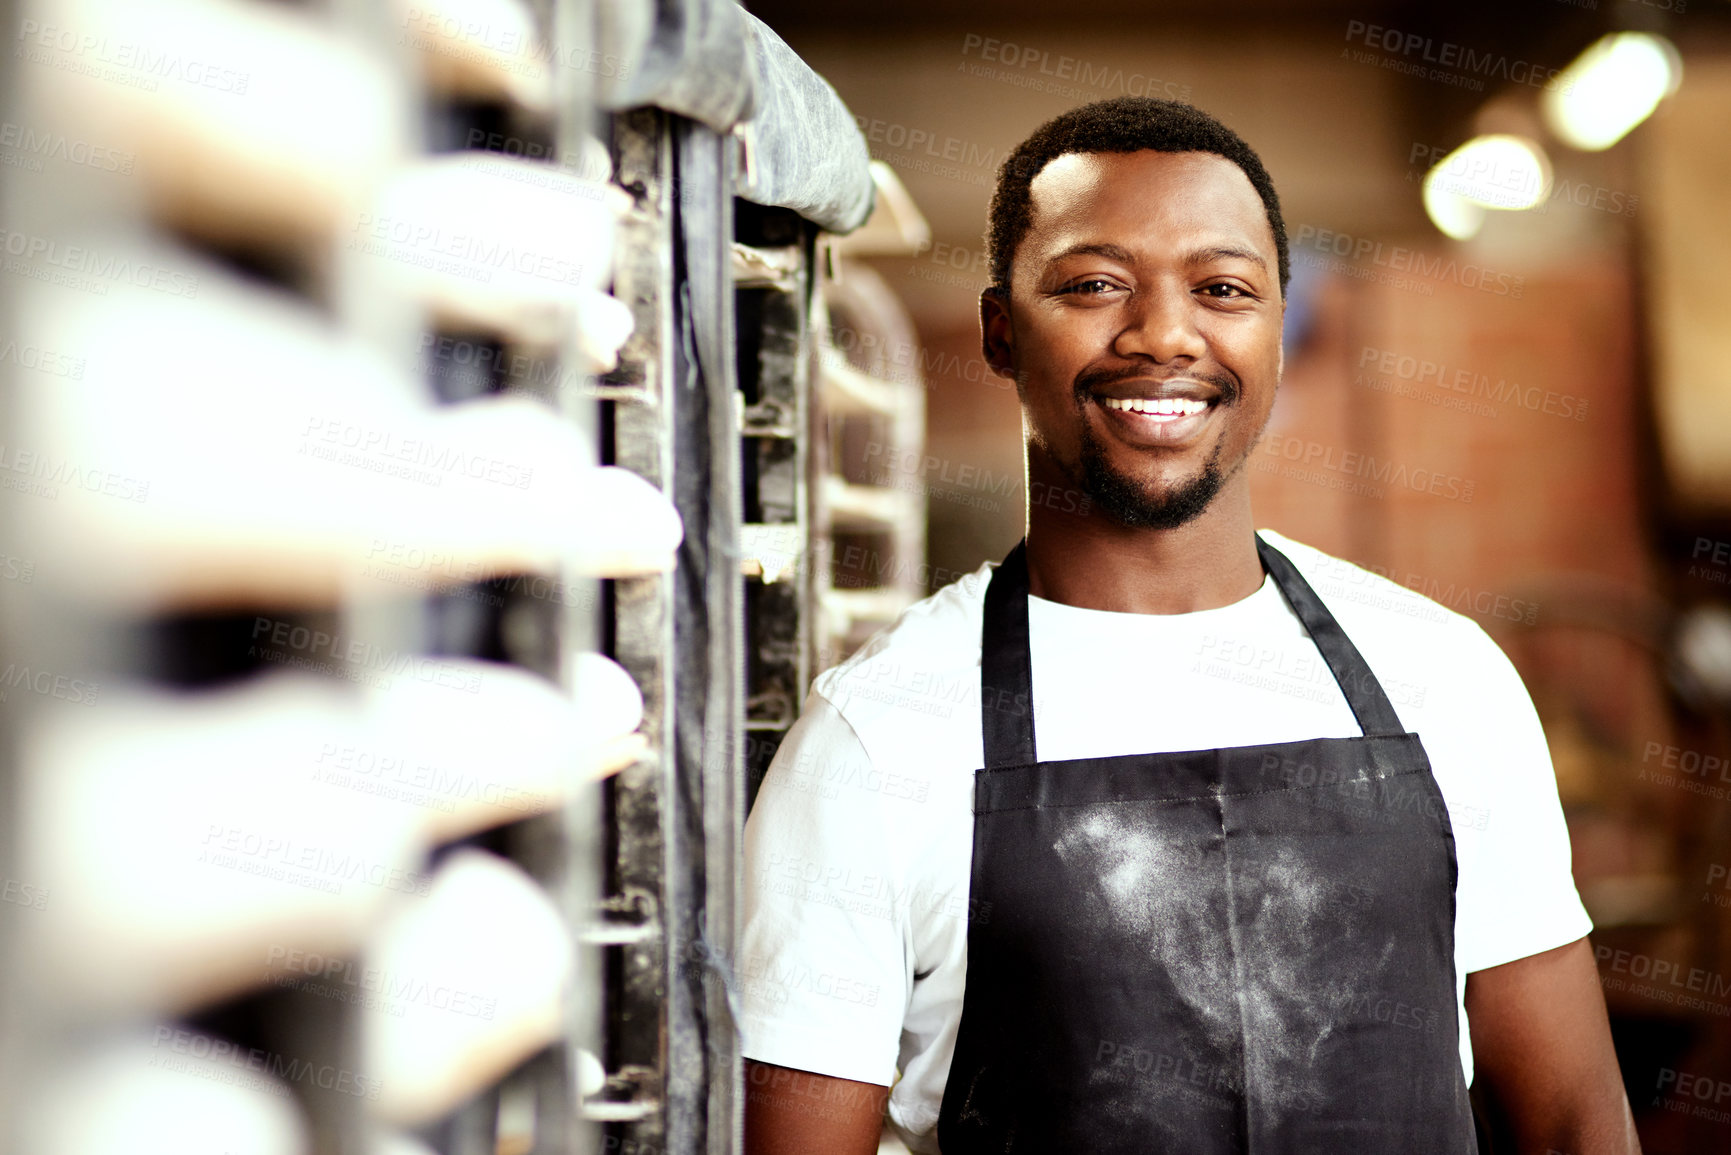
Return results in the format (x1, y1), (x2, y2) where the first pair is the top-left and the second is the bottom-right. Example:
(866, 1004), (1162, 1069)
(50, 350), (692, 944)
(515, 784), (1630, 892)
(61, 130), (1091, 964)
(936, 534), (1476, 1154)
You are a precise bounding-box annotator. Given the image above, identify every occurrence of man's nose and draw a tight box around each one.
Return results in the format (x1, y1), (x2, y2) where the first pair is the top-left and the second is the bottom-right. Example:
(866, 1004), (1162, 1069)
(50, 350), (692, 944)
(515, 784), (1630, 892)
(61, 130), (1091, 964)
(1112, 286), (1205, 363)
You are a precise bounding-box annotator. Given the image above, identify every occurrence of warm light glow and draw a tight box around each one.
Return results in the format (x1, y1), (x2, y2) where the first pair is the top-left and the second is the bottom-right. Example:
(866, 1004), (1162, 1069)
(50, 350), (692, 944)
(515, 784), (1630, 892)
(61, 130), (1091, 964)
(1426, 135), (1552, 212)
(1543, 32), (1682, 151)
(1422, 135), (1555, 238)
(1422, 180), (1485, 241)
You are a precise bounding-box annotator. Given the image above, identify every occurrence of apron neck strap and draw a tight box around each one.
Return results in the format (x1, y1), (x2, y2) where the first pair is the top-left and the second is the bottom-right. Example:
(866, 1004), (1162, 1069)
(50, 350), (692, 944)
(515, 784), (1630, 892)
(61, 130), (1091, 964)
(979, 533), (1406, 770)
(1253, 534), (1406, 737)
(980, 540), (1039, 770)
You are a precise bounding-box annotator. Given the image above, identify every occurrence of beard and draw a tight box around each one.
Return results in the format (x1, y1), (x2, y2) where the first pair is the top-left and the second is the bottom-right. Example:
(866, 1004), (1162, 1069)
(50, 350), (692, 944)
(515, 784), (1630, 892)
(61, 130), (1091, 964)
(1062, 361), (1250, 530)
(1076, 426), (1229, 530)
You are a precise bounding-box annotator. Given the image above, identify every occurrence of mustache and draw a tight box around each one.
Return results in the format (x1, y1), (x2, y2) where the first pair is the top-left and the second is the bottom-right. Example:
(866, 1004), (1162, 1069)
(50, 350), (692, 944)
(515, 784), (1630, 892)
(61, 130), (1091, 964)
(1072, 363), (1241, 406)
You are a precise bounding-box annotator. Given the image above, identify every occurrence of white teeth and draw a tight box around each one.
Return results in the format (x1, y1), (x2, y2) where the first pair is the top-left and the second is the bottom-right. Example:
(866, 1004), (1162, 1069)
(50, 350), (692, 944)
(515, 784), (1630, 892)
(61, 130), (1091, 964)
(1102, 396), (1208, 416)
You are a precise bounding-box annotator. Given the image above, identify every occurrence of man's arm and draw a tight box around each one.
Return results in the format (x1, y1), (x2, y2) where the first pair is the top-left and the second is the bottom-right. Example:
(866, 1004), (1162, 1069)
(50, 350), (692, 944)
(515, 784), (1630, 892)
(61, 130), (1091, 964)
(738, 695), (918, 1154)
(1465, 936), (1640, 1154)
(744, 1060), (889, 1155)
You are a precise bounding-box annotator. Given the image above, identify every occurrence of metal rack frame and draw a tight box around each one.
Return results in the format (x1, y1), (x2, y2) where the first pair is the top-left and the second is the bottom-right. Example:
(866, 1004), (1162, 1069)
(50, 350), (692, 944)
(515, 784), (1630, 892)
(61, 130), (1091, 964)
(592, 105), (744, 1155)
(0, 5), (916, 1153)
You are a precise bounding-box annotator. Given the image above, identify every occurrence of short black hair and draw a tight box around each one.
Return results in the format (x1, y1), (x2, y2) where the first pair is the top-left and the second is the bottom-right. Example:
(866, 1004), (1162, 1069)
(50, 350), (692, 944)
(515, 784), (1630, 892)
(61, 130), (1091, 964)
(986, 96), (1289, 295)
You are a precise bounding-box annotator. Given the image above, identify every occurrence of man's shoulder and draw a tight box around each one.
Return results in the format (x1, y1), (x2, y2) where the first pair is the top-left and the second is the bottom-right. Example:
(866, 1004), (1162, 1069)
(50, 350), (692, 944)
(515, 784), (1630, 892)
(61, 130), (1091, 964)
(1262, 529), (1481, 638)
(810, 563), (995, 751)
(1260, 529), (1520, 700)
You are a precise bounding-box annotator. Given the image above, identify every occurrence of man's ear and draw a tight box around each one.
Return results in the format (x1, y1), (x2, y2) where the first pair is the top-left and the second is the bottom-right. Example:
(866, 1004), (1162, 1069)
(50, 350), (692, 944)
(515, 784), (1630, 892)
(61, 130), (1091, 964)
(980, 288), (1016, 381)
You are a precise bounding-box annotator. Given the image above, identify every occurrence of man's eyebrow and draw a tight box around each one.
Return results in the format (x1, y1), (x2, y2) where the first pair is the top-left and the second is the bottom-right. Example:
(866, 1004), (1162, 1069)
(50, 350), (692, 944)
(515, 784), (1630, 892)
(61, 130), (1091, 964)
(1041, 242), (1269, 270)
(1042, 242), (1136, 265)
(1187, 245), (1268, 270)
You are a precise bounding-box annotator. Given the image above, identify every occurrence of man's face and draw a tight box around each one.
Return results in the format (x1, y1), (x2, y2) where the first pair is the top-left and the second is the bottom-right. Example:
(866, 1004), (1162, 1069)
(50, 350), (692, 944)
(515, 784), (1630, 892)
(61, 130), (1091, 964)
(983, 149), (1284, 529)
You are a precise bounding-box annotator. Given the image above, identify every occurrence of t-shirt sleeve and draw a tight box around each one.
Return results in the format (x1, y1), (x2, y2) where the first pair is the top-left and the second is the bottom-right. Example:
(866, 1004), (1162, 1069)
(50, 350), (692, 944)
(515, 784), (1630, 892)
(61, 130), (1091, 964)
(737, 692), (909, 1086)
(1435, 619), (1593, 974)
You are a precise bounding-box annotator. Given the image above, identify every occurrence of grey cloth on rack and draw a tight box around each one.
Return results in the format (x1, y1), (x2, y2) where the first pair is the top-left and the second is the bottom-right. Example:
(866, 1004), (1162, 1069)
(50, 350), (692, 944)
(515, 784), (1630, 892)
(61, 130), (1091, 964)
(596, 1), (874, 234)
(597, 0), (758, 134)
(735, 13), (873, 234)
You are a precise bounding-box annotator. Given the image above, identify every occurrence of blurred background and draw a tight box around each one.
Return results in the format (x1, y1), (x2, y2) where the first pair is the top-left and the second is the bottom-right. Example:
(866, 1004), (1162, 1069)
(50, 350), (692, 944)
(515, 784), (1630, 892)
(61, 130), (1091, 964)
(1, 0), (1729, 1152)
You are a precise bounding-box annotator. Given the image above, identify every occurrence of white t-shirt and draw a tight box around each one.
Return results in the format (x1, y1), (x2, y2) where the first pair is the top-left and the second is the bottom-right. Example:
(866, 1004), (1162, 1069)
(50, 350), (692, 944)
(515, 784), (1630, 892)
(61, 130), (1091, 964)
(738, 529), (1590, 1152)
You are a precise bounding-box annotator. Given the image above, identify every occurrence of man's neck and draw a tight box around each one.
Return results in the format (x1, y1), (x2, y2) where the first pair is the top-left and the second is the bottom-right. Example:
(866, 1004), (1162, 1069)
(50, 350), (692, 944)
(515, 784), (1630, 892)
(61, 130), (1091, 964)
(1022, 476), (1265, 615)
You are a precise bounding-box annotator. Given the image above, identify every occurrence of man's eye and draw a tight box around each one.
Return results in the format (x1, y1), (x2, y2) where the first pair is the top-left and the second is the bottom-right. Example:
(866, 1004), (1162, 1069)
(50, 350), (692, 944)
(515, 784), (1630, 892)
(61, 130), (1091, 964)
(1202, 283), (1248, 298)
(1063, 279), (1118, 295)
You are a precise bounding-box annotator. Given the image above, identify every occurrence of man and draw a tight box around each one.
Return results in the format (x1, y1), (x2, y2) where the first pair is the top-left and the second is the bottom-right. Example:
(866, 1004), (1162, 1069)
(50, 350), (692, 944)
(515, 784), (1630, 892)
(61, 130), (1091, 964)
(740, 97), (1636, 1154)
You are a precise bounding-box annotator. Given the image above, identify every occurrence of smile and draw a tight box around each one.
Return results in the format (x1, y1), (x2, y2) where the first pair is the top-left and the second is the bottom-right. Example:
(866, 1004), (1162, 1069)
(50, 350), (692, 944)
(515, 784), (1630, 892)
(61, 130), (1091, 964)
(1100, 397), (1209, 418)
(1091, 390), (1220, 447)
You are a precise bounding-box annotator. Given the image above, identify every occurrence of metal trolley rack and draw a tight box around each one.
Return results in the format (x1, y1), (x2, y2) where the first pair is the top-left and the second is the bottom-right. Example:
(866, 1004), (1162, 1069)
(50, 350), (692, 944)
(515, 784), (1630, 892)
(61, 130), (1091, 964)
(0, 2), (926, 1153)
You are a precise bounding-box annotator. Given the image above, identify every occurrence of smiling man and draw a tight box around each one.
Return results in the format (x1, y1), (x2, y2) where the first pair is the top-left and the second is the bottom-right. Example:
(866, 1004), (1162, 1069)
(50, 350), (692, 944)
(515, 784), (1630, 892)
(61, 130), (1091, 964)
(740, 98), (1637, 1154)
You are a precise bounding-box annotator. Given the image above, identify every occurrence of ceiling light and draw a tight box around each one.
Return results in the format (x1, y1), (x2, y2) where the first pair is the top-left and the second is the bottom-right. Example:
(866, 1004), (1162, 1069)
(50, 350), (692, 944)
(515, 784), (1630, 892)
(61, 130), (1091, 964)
(1422, 179), (1485, 241)
(1424, 134), (1553, 212)
(1543, 32), (1682, 151)
(1423, 134), (1558, 238)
